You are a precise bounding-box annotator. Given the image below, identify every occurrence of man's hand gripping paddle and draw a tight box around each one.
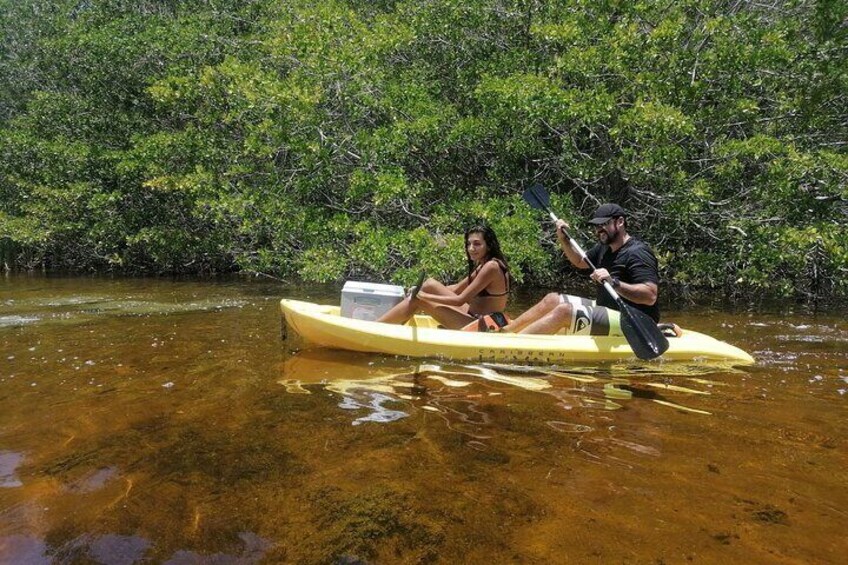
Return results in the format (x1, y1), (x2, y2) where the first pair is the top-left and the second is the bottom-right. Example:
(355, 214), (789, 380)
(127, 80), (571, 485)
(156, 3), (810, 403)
(521, 183), (669, 360)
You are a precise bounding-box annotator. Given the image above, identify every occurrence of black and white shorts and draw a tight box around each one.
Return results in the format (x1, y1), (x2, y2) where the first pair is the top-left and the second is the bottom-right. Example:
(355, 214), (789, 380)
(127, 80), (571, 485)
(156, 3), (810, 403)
(557, 294), (622, 336)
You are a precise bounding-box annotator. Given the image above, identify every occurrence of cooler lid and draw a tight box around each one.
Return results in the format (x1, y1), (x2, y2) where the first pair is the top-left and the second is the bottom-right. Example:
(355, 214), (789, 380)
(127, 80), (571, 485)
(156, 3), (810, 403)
(342, 280), (404, 296)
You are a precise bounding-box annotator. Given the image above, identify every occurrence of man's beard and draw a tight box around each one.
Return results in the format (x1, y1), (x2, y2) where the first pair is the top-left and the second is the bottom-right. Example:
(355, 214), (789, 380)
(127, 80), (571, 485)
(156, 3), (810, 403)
(597, 226), (619, 245)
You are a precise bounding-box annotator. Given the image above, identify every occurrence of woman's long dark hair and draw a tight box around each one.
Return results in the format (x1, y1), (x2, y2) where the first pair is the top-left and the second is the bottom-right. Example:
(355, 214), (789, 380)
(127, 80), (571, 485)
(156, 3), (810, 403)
(464, 224), (510, 280)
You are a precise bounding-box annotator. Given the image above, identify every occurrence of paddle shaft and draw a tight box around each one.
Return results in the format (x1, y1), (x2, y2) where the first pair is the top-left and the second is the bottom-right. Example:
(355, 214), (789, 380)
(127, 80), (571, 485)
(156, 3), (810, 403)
(539, 210), (624, 303)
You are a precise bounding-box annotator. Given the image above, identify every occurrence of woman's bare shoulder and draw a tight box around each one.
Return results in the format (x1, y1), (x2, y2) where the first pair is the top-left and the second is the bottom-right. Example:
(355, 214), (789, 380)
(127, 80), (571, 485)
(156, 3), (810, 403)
(475, 260), (506, 281)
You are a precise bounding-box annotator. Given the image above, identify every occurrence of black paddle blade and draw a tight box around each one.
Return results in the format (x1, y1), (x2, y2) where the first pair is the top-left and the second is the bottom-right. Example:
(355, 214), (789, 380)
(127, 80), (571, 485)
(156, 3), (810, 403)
(617, 299), (669, 360)
(521, 183), (551, 212)
(409, 271), (426, 300)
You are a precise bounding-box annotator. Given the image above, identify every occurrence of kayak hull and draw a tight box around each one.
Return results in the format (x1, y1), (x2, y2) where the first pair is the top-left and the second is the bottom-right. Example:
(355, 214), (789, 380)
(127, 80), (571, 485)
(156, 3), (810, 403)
(280, 299), (755, 365)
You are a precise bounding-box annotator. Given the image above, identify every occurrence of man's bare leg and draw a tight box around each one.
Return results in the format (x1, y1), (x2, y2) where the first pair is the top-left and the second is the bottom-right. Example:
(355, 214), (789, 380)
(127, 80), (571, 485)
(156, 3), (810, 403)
(519, 303), (574, 335)
(501, 292), (560, 333)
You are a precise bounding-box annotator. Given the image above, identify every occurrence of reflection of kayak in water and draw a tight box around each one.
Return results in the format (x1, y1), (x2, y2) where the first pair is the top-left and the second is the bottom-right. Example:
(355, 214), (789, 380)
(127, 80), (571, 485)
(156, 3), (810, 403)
(278, 350), (549, 394)
(279, 349), (404, 384)
(279, 351), (726, 419)
(277, 349), (410, 395)
(280, 299), (755, 365)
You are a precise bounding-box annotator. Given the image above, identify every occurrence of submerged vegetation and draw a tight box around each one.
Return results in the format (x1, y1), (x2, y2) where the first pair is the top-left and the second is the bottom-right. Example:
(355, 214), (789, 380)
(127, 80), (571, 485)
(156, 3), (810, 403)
(1, 0), (845, 298)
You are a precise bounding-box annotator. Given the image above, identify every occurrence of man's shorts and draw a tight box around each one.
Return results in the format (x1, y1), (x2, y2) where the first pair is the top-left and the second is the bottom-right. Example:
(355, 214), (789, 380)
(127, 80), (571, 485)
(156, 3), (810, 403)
(558, 294), (622, 336)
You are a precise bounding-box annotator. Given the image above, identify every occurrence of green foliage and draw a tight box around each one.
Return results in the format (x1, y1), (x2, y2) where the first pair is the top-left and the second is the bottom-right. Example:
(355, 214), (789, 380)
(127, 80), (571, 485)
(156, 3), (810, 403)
(0, 0), (845, 298)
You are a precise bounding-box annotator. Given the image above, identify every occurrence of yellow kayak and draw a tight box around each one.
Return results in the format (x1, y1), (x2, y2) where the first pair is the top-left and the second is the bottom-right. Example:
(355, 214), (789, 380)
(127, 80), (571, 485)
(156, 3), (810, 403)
(279, 299), (755, 365)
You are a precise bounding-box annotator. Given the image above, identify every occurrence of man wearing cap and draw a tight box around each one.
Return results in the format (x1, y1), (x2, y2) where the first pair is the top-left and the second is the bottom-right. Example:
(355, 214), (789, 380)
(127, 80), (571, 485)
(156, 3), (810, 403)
(503, 203), (660, 335)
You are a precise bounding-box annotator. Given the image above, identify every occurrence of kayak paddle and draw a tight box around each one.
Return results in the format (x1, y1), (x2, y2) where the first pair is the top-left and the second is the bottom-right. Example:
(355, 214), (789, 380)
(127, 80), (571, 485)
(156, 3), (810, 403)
(521, 183), (669, 360)
(408, 271), (427, 300)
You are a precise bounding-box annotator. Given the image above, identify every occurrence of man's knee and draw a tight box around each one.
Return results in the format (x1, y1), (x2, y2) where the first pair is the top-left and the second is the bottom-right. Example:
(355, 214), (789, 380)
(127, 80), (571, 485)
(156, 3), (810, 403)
(541, 292), (561, 308)
(549, 303), (573, 324)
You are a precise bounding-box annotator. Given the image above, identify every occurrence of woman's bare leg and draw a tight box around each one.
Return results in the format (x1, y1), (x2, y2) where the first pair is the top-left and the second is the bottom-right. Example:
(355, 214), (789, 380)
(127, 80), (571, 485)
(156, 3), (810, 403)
(501, 292), (561, 333)
(377, 295), (417, 324)
(417, 300), (475, 330)
(377, 278), (457, 324)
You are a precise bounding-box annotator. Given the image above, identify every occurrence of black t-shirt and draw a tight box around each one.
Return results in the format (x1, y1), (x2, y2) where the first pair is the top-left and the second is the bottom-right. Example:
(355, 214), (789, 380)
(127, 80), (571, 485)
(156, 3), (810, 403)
(582, 237), (660, 322)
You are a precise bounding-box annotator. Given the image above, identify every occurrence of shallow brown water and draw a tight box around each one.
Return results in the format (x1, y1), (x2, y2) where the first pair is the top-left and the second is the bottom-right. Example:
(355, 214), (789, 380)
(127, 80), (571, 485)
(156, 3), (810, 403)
(1, 275), (846, 564)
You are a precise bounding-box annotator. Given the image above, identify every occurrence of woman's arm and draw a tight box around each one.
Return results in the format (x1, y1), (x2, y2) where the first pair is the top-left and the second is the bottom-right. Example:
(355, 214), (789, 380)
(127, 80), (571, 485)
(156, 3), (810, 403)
(417, 262), (500, 307)
(446, 277), (469, 294)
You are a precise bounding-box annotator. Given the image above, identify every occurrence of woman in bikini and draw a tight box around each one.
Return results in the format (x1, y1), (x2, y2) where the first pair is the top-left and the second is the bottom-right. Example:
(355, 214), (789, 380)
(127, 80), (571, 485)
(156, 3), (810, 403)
(377, 224), (510, 330)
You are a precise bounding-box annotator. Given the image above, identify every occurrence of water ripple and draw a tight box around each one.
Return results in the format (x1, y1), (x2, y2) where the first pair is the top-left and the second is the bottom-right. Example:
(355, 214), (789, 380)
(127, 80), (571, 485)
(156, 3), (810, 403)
(339, 392), (409, 426)
(546, 421), (593, 433)
(0, 315), (40, 328)
(0, 451), (24, 488)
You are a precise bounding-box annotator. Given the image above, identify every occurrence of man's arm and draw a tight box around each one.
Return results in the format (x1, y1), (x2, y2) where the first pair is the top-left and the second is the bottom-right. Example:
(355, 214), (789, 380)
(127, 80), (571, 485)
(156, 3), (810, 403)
(555, 219), (589, 269)
(616, 279), (658, 305)
(588, 269), (657, 305)
(592, 242), (660, 306)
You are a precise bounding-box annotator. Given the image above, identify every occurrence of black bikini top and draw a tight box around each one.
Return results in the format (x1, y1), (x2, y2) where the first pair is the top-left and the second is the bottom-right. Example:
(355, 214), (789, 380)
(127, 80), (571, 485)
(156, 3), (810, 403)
(471, 259), (510, 297)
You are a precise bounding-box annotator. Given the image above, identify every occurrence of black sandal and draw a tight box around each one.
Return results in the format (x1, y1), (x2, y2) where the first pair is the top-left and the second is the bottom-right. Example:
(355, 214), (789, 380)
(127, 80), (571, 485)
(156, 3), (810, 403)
(657, 322), (683, 338)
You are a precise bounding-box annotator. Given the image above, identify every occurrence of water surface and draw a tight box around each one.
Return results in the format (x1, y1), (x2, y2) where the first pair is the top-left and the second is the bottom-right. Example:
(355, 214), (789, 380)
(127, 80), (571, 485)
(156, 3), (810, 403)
(1, 275), (845, 563)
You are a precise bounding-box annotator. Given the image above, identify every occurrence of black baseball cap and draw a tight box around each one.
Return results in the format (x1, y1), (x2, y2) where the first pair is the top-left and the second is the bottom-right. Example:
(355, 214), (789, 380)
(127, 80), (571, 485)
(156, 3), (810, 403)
(587, 203), (626, 225)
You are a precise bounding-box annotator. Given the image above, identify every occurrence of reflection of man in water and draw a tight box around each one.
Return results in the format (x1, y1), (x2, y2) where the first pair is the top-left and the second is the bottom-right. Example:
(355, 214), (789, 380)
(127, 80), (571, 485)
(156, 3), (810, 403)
(504, 203), (660, 335)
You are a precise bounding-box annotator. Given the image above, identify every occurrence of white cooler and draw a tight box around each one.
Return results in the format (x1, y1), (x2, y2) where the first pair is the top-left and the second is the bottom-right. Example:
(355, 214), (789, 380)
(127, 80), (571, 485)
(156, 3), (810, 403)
(340, 281), (405, 321)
